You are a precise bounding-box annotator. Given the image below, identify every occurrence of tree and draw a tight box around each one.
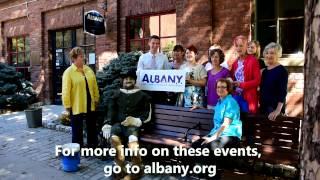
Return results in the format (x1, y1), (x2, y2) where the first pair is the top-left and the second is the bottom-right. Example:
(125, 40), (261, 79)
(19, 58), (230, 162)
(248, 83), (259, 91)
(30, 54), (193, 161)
(301, 0), (320, 179)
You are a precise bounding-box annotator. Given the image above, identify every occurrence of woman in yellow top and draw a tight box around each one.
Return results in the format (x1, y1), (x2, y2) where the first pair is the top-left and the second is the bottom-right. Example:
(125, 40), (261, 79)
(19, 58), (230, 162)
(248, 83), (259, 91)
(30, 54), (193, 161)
(62, 47), (100, 148)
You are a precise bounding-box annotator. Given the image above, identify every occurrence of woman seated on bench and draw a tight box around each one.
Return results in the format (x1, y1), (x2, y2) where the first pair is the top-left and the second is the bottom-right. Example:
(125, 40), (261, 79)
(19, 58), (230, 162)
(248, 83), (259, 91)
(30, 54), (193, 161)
(192, 78), (242, 150)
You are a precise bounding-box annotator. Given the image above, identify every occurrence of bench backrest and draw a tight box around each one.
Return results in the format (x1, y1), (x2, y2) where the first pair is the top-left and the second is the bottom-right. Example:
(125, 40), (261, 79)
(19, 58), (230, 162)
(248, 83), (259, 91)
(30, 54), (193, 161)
(248, 114), (301, 165)
(153, 104), (212, 141)
(151, 105), (301, 166)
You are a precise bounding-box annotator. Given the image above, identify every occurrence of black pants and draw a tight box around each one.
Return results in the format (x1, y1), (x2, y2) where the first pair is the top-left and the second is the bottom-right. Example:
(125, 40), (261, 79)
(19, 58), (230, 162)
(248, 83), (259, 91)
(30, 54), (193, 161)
(71, 111), (97, 148)
(191, 136), (240, 150)
(188, 136), (240, 166)
(144, 91), (169, 105)
(241, 112), (254, 145)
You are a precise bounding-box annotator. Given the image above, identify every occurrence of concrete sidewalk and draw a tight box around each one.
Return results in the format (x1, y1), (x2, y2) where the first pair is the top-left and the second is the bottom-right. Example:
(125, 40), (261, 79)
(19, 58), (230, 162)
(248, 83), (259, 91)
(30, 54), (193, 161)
(0, 105), (111, 180)
(0, 105), (186, 180)
(0, 105), (267, 180)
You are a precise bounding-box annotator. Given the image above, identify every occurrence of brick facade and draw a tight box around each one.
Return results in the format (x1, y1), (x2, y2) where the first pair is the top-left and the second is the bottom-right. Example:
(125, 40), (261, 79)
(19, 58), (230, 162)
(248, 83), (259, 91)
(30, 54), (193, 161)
(119, 0), (176, 52)
(176, 0), (212, 64)
(0, 0), (304, 116)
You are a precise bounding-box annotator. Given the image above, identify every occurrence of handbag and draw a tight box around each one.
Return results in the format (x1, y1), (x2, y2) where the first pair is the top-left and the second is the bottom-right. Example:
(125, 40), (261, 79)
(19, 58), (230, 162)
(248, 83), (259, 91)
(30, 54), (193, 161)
(232, 95), (249, 113)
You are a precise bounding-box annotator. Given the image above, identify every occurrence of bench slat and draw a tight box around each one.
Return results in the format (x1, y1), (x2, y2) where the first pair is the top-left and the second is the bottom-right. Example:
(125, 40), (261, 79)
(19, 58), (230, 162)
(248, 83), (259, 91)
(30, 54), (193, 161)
(154, 124), (208, 136)
(254, 131), (299, 142)
(155, 114), (212, 126)
(155, 104), (213, 114)
(248, 115), (301, 122)
(140, 134), (189, 147)
(255, 139), (298, 149)
(254, 126), (299, 135)
(154, 119), (212, 131)
(155, 109), (212, 119)
(253, 121), (300, 129)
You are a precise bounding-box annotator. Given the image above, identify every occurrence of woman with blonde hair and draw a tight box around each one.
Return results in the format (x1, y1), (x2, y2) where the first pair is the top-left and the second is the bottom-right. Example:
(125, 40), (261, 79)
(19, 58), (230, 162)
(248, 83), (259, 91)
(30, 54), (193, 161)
(260, 42), (288, 120)
(230, 35), (261, 114)
(247, 40), (266, 70)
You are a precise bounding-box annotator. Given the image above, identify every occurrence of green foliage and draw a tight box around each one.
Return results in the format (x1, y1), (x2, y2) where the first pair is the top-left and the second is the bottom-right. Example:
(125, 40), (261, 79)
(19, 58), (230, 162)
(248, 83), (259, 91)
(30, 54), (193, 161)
(0, 62), (37, 110)
(162, 40), (175, 60)
(96, 51), (142, 111)
(59, 112), (71, 126)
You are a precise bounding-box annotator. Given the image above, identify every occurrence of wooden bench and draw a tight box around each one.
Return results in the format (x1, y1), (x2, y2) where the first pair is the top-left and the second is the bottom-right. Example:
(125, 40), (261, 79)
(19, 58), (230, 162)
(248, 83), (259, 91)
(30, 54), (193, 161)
(140, 104), (211, 149)
(140, 104), (302, 168)
(247, 114), (301, 166)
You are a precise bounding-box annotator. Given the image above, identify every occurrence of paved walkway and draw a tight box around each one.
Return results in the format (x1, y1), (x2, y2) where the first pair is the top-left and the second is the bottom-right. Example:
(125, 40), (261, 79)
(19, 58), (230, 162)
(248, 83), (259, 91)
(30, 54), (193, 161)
(0, 105), (110, 180)
(0, 105), (269, 180)
(0, 105), (188, 180)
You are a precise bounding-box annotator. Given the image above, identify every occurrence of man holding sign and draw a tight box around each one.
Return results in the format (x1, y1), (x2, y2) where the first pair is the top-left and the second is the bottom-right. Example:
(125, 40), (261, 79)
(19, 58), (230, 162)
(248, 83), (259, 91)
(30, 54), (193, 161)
(137, 35), (171, 104)
(137, 35), (171, 71)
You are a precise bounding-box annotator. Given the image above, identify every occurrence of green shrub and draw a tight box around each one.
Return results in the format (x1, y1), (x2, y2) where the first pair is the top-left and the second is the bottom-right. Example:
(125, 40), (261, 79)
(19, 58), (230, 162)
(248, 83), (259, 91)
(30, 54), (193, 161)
(96, 51), (142, 109)
(0, 63), (37, 110)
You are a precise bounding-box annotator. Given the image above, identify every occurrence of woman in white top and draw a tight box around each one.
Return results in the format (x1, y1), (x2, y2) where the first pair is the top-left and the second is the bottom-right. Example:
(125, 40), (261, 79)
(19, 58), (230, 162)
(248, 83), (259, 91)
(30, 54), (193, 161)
(177, 45), (207, 108)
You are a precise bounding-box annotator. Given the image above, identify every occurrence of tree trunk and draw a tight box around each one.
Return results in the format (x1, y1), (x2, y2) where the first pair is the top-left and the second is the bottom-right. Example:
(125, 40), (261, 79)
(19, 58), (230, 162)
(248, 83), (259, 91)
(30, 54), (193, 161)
(301, 0), (320, 179)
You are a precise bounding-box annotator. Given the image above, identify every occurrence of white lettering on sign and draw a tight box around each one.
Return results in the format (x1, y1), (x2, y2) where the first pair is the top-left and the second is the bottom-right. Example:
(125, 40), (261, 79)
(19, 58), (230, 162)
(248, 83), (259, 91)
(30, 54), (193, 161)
(87, 14), (103, 22)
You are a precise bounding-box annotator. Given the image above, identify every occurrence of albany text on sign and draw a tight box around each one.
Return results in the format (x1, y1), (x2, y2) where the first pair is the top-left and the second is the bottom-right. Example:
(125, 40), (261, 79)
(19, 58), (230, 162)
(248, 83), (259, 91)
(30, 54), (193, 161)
(137, 70), (186, 92)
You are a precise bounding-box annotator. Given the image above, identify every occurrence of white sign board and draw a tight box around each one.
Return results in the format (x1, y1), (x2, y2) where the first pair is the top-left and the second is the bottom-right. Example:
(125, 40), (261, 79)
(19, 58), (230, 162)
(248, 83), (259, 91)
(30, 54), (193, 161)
(88, 53), (96, 64)
(137, 70), (186, 92)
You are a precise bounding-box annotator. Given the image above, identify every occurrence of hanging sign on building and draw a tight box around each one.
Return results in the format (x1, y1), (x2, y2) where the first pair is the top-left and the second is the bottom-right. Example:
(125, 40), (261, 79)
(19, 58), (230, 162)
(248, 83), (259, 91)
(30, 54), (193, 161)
(83, 10), (105, 35)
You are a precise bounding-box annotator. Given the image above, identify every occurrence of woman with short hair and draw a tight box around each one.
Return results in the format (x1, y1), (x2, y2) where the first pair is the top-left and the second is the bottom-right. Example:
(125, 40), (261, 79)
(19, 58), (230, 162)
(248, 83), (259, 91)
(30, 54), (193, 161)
(206, 49), (230, 109)
(62, 47), (100, 147)
(177, 45), (207, 108)
(171, 44), (186, 69)
(260, 42), (288, 120)
(192, 78), (242, 149)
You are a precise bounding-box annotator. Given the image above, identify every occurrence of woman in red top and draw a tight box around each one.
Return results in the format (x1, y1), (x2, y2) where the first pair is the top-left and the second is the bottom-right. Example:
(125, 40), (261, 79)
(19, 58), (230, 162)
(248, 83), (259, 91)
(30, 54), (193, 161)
(230, 35), (261, 114)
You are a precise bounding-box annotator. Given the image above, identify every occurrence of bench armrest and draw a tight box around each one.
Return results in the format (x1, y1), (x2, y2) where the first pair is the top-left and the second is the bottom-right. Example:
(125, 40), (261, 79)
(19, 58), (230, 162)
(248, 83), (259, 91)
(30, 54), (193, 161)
(184, 122), (201, 142)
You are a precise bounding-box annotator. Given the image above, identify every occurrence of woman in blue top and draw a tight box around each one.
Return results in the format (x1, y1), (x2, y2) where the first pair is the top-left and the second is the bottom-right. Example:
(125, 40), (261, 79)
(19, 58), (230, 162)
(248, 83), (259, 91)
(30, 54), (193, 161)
(260, 42), (288, 120)
(192, 78), (242, 150)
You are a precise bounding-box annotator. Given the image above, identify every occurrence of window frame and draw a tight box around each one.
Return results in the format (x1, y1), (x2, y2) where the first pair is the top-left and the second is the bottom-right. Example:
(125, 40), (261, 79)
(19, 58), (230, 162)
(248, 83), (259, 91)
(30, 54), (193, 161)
(126, 10), (176, 52)
(254, 0), (304, 57)
(53, 28), (96, 68)
(7, 35), (30, 80)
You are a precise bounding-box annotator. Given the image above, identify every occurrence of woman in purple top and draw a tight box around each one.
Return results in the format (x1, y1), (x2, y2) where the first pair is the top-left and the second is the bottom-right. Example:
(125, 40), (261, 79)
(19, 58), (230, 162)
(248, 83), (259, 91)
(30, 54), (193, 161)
(207, 49), (230, 109)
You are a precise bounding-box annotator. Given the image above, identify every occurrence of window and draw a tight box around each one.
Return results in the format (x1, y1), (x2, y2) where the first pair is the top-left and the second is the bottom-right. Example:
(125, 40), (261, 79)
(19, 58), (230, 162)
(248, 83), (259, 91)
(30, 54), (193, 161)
(54, 29), (95, 68)
(127, 12), (176, 55)
(8, 36), (30, 80)
(52, 28), (96, 104)
(255, 0), (304, 55)
(55, 30), (73, 68)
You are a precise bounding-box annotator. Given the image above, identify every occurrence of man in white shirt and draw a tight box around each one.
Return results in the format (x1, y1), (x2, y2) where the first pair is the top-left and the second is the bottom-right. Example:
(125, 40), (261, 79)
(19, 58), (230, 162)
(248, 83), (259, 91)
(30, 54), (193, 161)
(136, 35), (170, 105)
(137, 35), (170, 70)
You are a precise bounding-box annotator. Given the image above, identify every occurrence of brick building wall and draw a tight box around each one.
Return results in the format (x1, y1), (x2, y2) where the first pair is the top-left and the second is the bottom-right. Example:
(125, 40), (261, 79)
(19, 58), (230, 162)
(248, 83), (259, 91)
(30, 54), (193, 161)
(176, 0), (212, 64)
(0, 0), (115, 103)
(0, 0), (304, 116)
(118, 0), (176, 52)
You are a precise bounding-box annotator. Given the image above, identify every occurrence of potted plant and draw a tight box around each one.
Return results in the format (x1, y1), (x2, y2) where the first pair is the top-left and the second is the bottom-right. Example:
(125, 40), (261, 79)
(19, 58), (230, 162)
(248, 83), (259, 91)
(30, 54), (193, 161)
(25, 102), (42, 128)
